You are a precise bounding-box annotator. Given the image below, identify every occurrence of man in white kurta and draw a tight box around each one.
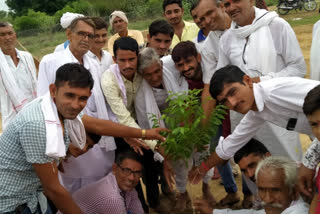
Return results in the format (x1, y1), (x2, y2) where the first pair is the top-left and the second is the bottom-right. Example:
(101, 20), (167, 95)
(215, 2), (306, 162)
(189, 66), (320, 184)
(0, 22), (37, 130)
(37, 17), (116, 193)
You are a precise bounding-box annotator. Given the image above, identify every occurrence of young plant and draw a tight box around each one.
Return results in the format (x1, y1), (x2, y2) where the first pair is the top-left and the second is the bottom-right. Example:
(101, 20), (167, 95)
(150, 89), (227, 162)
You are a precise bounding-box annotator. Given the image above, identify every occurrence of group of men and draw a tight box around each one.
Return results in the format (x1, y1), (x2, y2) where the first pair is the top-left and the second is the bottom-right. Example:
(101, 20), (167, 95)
(1, 0), (320, 213)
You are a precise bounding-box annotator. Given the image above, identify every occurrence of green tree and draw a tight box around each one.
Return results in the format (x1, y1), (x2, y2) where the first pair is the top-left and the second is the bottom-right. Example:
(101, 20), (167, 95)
(6, 0), (76, 16)
(0, 11), (7, 19)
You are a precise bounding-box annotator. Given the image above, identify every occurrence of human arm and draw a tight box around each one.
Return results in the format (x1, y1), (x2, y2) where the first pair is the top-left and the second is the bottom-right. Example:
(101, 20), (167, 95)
(33, 162), (83, 214)
(309, 193), (318, 214)
(298, 138), (320, 197)
(189, 112), (265, 184)
(201, 84), (216, 125)
(260, 19), (306, 81)
(82, 114), (168, 142)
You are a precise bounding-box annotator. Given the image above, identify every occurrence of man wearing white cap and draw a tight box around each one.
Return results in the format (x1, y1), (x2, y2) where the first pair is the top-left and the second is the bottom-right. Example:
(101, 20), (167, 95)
(107, 10), (144, 56)
(54, 12), (84, 53)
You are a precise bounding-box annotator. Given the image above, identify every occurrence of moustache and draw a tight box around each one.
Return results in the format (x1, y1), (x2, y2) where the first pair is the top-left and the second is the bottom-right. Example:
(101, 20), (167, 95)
(261, 201), (283, 209)
(123, 68), (134, 72)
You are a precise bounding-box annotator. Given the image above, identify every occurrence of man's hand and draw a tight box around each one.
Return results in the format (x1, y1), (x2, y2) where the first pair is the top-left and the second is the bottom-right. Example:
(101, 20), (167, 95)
(163, 159), (175, 192)
(194, 198), (214, 214)
(124, 138), (150, 155)
(297, 164), (315, 198)
(189, 166), (206, 185)
(145, 127), (170, 142)
(251, 77), (260, 83)
(67, 143), (88, 158)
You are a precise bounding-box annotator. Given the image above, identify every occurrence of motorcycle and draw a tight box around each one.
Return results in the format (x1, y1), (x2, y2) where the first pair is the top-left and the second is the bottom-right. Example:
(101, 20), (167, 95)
(277, 0), (317, 15)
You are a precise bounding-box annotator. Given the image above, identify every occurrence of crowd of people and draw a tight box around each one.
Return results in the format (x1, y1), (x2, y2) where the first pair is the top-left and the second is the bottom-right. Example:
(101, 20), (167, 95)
(0, 0), (320, 213)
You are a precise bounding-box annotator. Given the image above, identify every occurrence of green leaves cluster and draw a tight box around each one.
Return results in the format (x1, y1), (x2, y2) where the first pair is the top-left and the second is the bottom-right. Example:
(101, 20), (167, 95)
(150, 89), (227, 162)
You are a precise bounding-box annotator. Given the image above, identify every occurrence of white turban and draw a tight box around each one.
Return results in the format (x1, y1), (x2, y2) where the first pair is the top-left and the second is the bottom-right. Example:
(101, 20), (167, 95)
(60, 12), (84, 29)
(109, 10), (128, 27)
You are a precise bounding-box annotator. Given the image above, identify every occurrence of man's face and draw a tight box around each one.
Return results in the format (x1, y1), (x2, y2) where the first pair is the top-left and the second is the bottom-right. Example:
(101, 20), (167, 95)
(50, 82), (91, 120)
(142, 61), (163, 88)
(307, 109), (320, 141)
(90, 28), (108, 51)
(67, 20), (94, 56)
(257, 169), (293, 214)
(112, 17), (128, 34)
(147, 33), (172, 57)
(0, 25), (17, 51)
(174, 54), (201, 80)
(191, 7), (209, 35)
(196, 0), (225, 31)
(113, 158), (142, 192)
(216, 76), (255, 114)
(222, 0), (255, 26)
(164, 3), (184, 25)
(238, 153), (265, 182)
(114, 49), (138, 80)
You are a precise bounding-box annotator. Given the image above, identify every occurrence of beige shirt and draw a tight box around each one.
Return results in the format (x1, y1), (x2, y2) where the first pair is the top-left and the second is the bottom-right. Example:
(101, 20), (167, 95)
(107, 29), (145, 56)
(101, 69), (158, 150)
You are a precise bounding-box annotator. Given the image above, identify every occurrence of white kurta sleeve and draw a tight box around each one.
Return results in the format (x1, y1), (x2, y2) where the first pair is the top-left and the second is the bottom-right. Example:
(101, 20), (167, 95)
(310, 20), (320, 80)
(216, 111), (265, 160)
(201, 47), (219, 84)
(37, 57), (52, 96)
(260, 18), (306, 81)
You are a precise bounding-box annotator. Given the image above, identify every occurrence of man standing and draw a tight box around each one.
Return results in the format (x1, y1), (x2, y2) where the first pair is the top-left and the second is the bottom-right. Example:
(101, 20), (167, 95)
(163, 0), (199, 48)
(71, 150), (144, 214)
(172, 41), (241, 207)
(215, 0), (306, 169)
(194, 156), (309, 214)
(0, 22), (37, 130)
(88, 17), (113, 72)
(107, 11), (144, 56)
(140, 19), (174, 57)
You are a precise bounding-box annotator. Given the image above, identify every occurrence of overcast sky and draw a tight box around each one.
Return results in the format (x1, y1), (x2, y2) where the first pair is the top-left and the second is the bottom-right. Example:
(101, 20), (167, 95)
(0, 0), (9, 12)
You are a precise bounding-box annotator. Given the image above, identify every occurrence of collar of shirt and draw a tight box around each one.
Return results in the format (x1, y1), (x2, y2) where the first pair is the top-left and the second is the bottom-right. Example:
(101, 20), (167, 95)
(66, 46), (90, 70)
(253, 83), (265, 112)
(197, 29), (206, 43)
(87, 50), (105, 60)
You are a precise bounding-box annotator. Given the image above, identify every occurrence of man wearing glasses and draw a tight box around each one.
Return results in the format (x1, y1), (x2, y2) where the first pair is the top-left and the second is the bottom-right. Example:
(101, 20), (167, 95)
(70, 150), (145, 214)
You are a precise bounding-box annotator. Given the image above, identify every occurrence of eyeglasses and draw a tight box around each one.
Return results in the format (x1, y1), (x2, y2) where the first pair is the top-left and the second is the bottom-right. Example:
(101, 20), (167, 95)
(73, 31), (94, 40)
(118, 164), (143, 178)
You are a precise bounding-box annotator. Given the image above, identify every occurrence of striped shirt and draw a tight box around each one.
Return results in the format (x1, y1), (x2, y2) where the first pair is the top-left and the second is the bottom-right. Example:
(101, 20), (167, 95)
(72, 172), (144, 214)
(0, 98), (70, 213)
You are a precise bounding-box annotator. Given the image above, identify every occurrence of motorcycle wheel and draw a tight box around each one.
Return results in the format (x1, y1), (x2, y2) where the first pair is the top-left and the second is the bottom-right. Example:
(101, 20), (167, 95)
(303, 0), (317, 11)
(277, 2), (290, 15)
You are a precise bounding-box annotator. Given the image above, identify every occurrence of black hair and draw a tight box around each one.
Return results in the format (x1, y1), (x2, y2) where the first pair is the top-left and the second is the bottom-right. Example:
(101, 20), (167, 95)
(115, 150), (143, 166)
(149, 19), (174, 39)
(113, 37), (139, 58)
(234, 138), (269, 164)
(209, 65), (246, 100)
(163, 0), (183, 11)
(172, 41), (198, 63)
(303, 84), (320, 116)
(90, 17), (108, 30)
(190, 0), (200, 13)
(54, 63), (94, 90)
